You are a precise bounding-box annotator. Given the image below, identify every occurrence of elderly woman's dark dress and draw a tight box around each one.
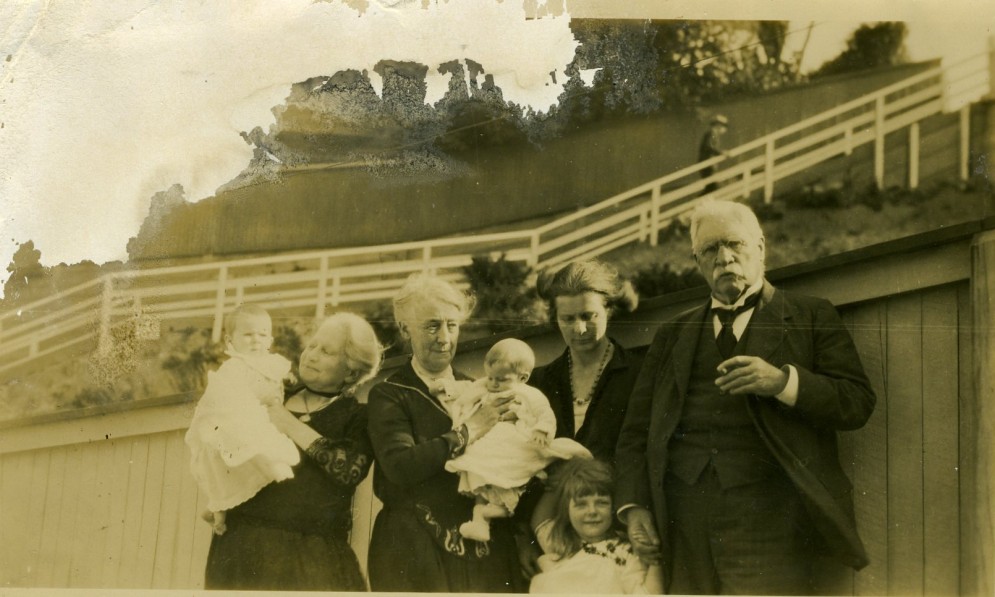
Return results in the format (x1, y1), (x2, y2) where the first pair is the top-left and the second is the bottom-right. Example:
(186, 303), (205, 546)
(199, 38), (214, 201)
(367, 363), (524, 593)
(204, 385), (371, 591)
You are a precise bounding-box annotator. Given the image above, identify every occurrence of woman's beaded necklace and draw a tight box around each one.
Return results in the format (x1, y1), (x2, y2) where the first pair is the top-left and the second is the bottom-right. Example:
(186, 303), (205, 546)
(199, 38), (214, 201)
(568, 341), (614, 407)
(297, 387), (339, 422)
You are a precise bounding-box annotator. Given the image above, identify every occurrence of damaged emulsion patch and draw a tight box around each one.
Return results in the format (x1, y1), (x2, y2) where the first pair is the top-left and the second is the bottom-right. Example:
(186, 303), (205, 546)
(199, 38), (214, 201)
(0, 0), (578, 273)
(0, 0), (580, 412)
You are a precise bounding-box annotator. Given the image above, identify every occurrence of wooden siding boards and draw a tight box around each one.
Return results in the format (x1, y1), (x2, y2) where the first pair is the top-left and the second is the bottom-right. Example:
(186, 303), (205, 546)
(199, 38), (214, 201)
(190, 478), (212, 589)
(134, 433), (167, 586)
(23, 450), (48, 587)
(99, 439), (132, 587)
(0, 450), (37, 587)
(116, 437), (150, 588)
(151, 431), (184, 588)
(81, 440), (115, 588)
(65, 444), (100, 587)
(36, 446), (66, 588)
(848, 301), (889, 596)
(958, 282), (979, 596)
(968, 229), (995, 597)
(350, 473), (376, 586)
(921, 285), (962, 595)
(54, 444), (84, 587)
(885, 293), (926, 595)
(170, 430), (200, 587)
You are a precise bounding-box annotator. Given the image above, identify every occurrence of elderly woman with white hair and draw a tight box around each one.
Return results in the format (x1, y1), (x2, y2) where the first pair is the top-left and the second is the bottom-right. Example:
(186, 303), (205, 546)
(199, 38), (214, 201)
(204, 312), (383, 591)
(367, 274), (526, 593)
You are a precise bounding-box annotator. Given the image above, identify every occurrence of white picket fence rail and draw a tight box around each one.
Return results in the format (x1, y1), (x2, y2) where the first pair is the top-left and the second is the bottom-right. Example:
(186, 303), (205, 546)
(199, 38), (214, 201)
(0, 53), (989, 377)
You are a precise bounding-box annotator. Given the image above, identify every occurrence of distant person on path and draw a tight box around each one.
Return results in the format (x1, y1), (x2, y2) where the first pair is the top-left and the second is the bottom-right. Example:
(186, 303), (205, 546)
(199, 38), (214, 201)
(443, 338), (590, 543)
(185, 304), (299, 537)
(698, 114), (731, 196)
(615, 200), (877, 595)
(203, 312), (382, 591)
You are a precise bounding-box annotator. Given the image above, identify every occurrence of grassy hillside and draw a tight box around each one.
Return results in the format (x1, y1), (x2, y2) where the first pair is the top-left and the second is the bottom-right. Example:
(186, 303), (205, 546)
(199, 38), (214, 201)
(607, 179), (993, 285)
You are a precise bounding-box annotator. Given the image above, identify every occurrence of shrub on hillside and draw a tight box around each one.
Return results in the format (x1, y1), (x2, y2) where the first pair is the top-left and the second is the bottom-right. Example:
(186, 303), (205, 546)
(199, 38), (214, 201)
(361, 300), (406, 358)
(273, 325), (303, 366)
(462, 254), (543, 334)
(159, 322), (306, 393)
(630, 263), (706, 299)
(160, 328), (225, 394)
(745, 196), (786, 222)
(778, 178), (916, 212)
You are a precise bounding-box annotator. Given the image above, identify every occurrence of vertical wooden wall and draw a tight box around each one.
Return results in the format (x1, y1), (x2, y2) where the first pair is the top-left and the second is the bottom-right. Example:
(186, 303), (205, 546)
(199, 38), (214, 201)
(0, 429), (212, 589)
(836, 283), (970, 595)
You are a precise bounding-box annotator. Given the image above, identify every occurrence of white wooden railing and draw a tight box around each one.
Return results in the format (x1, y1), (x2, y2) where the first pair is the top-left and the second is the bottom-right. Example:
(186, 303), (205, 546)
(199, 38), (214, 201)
(0, 53), (989, 377)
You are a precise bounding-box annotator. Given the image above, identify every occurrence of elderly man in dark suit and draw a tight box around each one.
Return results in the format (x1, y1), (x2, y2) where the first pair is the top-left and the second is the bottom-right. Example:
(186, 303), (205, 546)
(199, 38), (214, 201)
(615, 200), (875, 595)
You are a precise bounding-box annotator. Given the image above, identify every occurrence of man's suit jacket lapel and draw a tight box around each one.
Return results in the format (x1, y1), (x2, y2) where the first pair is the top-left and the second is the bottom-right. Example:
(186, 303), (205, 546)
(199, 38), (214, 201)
(668, 280), (787, 410)
(738, 280), (789, 362)
(672, 303), (709, 403)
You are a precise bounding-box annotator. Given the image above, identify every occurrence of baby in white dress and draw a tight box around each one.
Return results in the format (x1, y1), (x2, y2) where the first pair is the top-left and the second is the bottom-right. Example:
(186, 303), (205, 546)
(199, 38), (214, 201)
(184, 304), (300, 535)
(443, 338), (590, 542)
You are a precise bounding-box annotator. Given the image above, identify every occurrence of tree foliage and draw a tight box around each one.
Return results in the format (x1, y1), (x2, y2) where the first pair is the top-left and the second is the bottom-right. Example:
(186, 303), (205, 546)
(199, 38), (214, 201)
(653, 20), (802, 103)
(262, 19), (804, 169)
(462, 254), (542, 334)
(3, 240), (49, 306)
(814, 22), (909, 78)
(630, 262), (706, 298)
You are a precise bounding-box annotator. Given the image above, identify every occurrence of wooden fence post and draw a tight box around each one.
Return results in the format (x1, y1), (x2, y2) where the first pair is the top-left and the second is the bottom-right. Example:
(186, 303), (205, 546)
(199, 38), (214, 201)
(331, 274), (341, 308)
(969, 229), (995, 597)
(422, 245), (434, 276)
(316, 256), (329, 318)
(529, 232), (540, 266)
(210, 266), (228, 343)
(960, 105), (971, 182)
(97, 276), (113, 355)
(649, 185), (661, 246)
(909, 122), (920, 190)
(763, 139), (775, 203)
(874, 96), (885, 189)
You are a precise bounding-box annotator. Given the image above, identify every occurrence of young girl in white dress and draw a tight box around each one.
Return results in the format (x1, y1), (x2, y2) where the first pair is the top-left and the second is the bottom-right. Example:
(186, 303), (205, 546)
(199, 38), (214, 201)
(185, 304), (300, 535)
(529, 458), (663, 594)
(441, 338), (590, 542)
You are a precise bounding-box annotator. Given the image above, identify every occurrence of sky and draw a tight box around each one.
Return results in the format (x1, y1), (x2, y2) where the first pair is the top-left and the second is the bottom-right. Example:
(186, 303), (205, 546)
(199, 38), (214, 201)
(0, 0), (991, 284)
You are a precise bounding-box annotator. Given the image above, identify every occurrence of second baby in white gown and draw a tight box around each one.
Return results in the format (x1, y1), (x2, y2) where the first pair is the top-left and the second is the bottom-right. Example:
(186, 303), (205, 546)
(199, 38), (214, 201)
(443, 338), (590, 542)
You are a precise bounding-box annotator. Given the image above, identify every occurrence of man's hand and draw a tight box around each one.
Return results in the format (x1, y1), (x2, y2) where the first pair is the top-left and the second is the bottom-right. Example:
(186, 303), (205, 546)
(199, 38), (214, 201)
(715, 356), (788, 397)
(624, 507), (661, 564)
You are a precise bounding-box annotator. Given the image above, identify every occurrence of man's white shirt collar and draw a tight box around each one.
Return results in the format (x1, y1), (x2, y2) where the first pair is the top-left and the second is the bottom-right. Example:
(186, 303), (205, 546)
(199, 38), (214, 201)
(710, 278), (764, 310)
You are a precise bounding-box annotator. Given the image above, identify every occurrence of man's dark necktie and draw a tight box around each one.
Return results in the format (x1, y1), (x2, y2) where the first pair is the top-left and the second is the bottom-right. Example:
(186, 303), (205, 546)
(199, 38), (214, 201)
(714, 291), (761, 359)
